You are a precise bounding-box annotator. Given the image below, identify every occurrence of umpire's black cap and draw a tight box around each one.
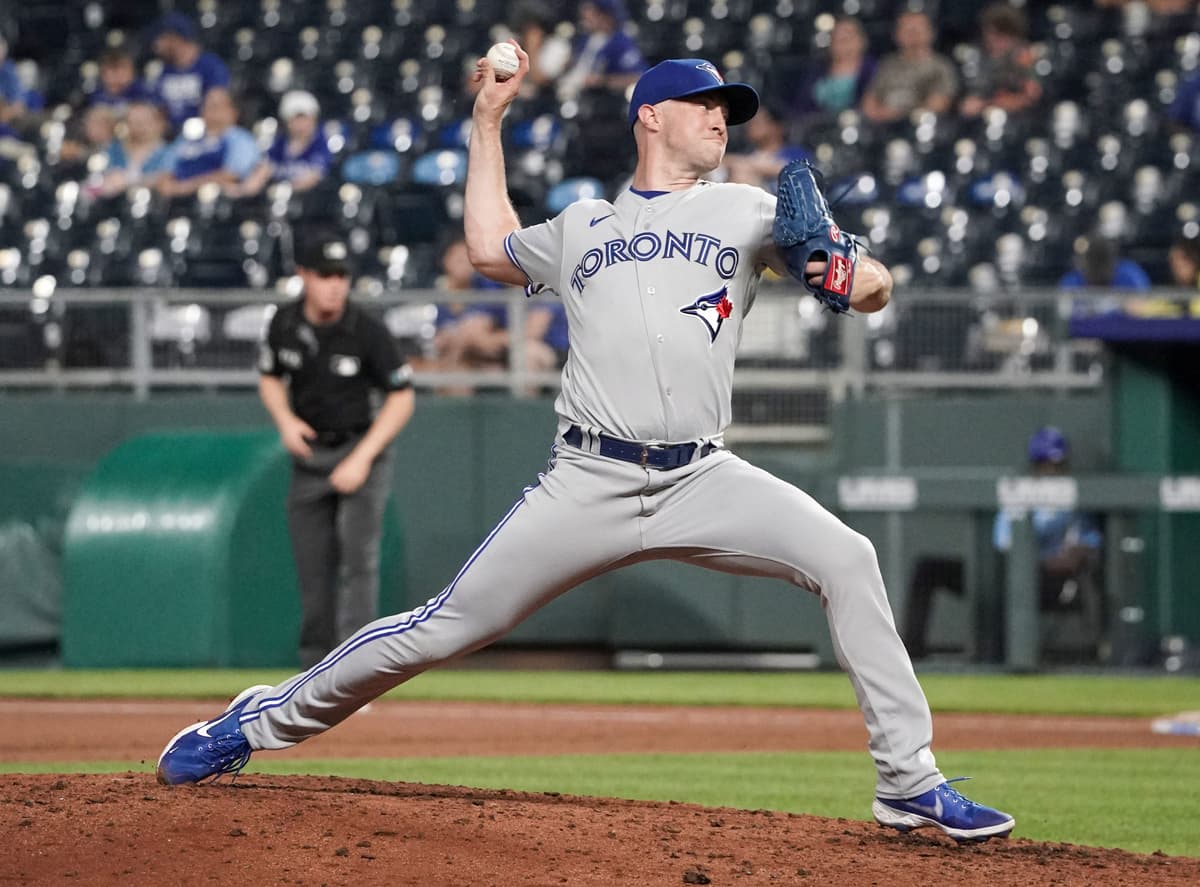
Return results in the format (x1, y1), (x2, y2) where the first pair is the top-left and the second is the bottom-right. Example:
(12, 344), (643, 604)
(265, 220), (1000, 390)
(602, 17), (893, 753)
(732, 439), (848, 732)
(295, 229), (351, 276)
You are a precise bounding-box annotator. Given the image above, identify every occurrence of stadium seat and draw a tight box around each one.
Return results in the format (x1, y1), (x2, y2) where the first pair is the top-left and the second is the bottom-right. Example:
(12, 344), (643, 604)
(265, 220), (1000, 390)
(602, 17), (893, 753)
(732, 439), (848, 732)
(410, 148), (468, 187)
(546, 177), (605, 214)
(341, 149), (401, 186)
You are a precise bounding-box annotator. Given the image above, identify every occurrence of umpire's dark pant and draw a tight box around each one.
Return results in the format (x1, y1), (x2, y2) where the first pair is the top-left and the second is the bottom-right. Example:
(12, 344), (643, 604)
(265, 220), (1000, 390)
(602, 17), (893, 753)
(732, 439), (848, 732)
(287, 436), (392, 669)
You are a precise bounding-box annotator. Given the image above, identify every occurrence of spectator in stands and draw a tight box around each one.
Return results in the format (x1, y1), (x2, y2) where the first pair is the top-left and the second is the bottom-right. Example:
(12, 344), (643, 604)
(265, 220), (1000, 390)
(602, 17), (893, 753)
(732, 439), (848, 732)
(959, 4), (1042, 119)
(720, 101), (810, 192)
(0, 35), (42, 126)
(233, 90), (331, 197)
(0, 37), (24, 123)
(423, 237), (565, 395)
(1168, 70), (1200, 133)
(789, 16), (877, 123)
(424, 237), (512, 392)
(861, 10), (958, 124)
(510, 2), (572, 106)
(147, 12), (230, 130)
(1133, 235), (1200, 318)
(0, 100), (33, 163)
(1168, 236), (1200, 292)
(902, 426), (1103, 661)
(554, 0), (645, 103)
(156, 87), (258, 199)
(58, 104), (118, 169)
(88, 48), (153, 115)
(1058, 232), (1151, 290)
(98, 100), (171, 196)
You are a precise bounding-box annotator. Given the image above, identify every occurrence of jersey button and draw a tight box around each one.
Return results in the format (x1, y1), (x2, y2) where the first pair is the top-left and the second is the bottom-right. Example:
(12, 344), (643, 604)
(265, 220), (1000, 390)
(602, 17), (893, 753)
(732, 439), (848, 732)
(656, 334), (664, 343)
(647, 286), (655, 295)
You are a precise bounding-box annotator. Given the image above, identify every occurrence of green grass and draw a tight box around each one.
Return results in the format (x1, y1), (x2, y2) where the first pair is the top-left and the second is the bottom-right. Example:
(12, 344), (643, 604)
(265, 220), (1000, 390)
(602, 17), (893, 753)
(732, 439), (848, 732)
(8, 749), (1198, 857)
(4, 670), (1198, 857)
(2, 669), (1199, 717)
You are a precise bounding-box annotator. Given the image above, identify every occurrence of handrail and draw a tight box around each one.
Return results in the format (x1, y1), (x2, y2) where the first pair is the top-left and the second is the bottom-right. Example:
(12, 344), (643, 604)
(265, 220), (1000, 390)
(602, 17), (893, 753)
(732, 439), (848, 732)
(2, 285), (1180, 440)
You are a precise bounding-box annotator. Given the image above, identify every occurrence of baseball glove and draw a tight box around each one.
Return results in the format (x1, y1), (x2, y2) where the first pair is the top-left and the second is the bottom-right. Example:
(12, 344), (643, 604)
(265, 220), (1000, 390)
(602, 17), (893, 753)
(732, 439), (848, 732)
(773, 159), (859, 314)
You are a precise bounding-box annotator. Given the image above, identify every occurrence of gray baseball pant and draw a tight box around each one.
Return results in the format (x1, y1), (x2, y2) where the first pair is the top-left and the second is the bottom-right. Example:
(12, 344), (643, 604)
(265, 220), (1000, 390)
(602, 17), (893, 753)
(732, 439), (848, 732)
(243, 444), (943, 799)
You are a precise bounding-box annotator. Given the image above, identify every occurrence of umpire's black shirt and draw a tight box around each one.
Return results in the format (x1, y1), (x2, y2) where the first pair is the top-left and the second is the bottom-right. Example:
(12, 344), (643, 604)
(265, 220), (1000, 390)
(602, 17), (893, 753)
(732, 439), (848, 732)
(259, 301), (413, 433)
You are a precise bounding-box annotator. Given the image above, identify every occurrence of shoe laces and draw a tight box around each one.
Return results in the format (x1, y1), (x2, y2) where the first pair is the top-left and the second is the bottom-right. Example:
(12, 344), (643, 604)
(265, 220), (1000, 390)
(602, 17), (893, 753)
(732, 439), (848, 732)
(940, 776), (978, 809)
(199, 734), (253, 784)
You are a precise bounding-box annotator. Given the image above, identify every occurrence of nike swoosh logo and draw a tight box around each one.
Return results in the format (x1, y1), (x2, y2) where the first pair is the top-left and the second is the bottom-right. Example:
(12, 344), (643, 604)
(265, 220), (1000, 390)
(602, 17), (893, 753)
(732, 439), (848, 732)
(908, 795), (944, 820)
(196, 721), (217, 738)
(589, 214), (614, 227)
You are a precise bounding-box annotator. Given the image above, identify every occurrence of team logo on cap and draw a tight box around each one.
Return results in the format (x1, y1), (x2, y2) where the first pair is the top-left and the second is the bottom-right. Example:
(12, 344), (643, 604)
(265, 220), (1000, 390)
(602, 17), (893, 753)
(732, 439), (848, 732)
(680, 286), (734, 343)
(695, 62), (723, 83)
(324, 242), (348, 260)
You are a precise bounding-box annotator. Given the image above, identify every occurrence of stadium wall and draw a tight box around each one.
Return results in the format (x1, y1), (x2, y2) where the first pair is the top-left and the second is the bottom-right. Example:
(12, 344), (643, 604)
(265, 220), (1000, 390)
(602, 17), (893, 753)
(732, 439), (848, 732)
(0, 390), (1146, 667)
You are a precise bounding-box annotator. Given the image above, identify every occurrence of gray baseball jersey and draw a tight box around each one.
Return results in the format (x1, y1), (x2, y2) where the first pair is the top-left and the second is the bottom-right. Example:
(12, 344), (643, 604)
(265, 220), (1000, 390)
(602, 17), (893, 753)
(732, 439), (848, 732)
(505, 182), (772, 442)
(236, 180), (945, 802)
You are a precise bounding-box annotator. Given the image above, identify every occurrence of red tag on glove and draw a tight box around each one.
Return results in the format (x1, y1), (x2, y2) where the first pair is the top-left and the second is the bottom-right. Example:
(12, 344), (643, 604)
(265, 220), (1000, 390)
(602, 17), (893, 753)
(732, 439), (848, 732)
(824, 254), (853, 297)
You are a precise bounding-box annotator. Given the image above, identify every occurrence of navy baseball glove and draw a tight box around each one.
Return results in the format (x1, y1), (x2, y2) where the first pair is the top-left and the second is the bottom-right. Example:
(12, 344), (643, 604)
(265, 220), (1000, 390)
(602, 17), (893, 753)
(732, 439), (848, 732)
(773, 159), (859, 314)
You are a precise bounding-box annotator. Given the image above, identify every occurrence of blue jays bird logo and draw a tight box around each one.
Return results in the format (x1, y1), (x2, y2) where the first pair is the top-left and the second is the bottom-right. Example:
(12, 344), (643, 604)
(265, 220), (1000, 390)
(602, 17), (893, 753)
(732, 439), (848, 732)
(680, 286), (734, 342)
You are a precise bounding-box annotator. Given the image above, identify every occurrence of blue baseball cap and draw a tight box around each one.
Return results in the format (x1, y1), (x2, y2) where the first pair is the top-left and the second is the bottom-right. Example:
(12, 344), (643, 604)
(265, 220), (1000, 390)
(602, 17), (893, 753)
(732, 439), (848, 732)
(1027, 426), (1069, 464)
(628, 59), (759, 127)
(147, 13), (198, 43)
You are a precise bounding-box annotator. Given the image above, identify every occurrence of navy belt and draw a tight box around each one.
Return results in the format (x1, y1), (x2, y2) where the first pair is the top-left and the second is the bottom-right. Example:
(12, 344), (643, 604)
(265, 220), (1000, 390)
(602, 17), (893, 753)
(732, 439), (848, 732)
(563, 425), (717, 470)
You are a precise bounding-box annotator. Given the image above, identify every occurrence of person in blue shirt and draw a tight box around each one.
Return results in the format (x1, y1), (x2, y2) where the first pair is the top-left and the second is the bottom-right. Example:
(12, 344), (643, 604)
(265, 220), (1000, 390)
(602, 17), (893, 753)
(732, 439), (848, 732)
(0, 37), (24, 118)
(720, 101), (810, 193)
(423, 238), (568, 395)
(1169, 69), (1200, 133)
(88, 48), (153, 115)
(147, 12), (230, 130)
(98, 101), (172, 196)
(0, 35), (43, 125)
(234, 90), (332, 197)
(555, 0), (645, 102)
(1058, 232), (1151, 290)
(156, 87), (259, 198)
(902, 426), (1103, 660)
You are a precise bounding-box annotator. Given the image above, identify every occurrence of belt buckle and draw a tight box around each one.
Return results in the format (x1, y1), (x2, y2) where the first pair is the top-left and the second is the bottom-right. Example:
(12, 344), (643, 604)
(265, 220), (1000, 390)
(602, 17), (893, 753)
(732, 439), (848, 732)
(639, 446), (649, 467)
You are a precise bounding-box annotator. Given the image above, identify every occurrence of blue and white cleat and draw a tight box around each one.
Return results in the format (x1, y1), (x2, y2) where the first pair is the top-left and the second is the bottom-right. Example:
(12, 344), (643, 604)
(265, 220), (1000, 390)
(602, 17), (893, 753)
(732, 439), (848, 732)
(873, 778), (1015, 843)
(155, 684), (271, 785)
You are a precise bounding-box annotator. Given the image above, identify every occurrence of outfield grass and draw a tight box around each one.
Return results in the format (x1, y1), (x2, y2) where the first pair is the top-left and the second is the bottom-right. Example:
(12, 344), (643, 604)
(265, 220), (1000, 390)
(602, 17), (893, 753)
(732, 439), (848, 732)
(2, 669), (1199, 717)
(7, 749), (1197, 857)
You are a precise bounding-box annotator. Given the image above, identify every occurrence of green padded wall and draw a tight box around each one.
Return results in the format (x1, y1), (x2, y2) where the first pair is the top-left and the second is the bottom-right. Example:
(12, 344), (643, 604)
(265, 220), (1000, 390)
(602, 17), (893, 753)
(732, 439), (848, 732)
(61, 430), (401, 667)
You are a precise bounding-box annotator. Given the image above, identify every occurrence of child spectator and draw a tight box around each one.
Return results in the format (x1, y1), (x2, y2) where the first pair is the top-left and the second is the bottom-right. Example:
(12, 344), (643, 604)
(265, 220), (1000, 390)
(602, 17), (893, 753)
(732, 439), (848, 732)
(233, 90), (332, 197)
(99, 100), (171, 196)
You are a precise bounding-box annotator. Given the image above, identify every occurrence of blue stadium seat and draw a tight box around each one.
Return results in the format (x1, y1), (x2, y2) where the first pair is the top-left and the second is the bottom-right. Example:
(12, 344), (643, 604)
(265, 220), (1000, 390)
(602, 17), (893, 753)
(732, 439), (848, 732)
(546, 177), (606, 214)
(410, 148), (468, 187)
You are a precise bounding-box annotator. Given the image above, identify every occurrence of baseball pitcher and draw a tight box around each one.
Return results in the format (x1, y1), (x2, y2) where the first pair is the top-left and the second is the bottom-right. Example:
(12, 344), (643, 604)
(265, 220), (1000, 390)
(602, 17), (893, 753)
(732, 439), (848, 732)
(157, 45), (1014, 844)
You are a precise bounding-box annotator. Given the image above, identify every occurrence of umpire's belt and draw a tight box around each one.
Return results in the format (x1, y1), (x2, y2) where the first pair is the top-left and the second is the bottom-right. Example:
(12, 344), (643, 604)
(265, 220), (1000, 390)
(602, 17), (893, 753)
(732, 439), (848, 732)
(313, 427), (367, 447)
(563, 425), (717, 470)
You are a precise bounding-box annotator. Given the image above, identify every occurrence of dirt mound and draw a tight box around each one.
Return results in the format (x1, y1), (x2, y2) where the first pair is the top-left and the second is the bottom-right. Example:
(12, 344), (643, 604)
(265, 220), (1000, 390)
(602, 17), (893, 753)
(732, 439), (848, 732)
(5, 773), (1199, 886)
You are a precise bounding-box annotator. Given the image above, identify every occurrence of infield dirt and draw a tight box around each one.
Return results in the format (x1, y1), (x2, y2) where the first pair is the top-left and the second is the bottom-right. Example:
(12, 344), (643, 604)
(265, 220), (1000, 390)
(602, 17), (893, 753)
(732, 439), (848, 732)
(3, 699), (1198, 886)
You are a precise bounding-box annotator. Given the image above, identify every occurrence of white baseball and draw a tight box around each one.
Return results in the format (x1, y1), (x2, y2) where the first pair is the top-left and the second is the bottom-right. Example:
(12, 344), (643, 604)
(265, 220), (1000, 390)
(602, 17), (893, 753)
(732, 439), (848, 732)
(486, 42), (519, 81)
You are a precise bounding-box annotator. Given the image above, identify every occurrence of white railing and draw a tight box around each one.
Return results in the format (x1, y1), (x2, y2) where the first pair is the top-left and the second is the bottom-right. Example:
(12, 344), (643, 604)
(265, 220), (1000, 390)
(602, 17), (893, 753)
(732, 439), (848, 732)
(1, 285), (1183, 441)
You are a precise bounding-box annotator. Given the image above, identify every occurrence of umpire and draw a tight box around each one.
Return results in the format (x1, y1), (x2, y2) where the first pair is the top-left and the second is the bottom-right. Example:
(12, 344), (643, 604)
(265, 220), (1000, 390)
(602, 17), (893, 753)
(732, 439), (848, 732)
(258, 227), (415, 667)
